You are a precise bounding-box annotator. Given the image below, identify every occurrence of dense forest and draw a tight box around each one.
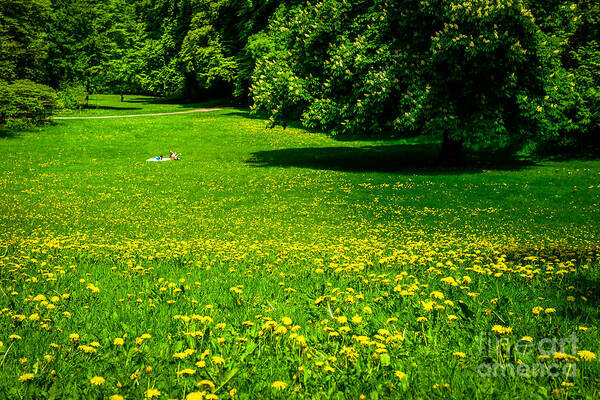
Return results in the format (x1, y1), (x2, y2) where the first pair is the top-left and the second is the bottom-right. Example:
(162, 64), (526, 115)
(1, 0), (598, 155)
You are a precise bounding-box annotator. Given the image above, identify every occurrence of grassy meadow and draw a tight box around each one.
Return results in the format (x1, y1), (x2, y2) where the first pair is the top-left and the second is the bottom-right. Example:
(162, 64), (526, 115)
(0, 95), (599, 399)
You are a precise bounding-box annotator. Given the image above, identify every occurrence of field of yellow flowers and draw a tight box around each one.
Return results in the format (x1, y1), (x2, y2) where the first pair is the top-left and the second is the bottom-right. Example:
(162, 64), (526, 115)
(0, 95), (598, 399)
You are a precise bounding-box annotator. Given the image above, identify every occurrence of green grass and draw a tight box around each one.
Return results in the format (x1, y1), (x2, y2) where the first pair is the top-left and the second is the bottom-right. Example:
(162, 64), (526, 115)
(0, 94), (599, 399)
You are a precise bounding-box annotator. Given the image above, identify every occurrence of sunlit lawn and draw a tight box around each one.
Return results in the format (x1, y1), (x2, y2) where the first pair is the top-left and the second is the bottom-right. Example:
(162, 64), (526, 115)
(0, 95), (598, 399)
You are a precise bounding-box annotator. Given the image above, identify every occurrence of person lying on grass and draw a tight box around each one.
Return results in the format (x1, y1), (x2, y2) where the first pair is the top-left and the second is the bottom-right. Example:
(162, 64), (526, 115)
(169, 150), (181, 160)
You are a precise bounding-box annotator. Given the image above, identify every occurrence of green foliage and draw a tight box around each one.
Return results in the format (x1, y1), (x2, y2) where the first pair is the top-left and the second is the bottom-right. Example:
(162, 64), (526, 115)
(0, 79), (57, 128)
(56, 84), (88, 110)
(3, 0), (599, 154)
(251, 0), (545, 152)
(0, 0), (52, 82)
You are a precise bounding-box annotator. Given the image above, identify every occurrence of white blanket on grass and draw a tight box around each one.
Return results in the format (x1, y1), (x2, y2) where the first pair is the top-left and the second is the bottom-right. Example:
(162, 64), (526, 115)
(146, 157), (173, 162)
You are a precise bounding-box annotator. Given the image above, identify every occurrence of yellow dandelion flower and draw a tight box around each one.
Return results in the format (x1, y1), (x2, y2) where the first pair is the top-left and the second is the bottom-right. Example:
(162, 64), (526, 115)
(491, 325), (512, 336)
(531, 306), (543, 316)
(86, 283), (100, 293)
(186, 392), (205, 400)
(281, 317), (293, 326)
(114, 338), (125, 346)
(90, 376), (105, 385)
(19, 373), (35, 382)
(109, 395), (124, 400)
(197, 380), (215, 390)
(453, 352), (466, 358)
(78, 345), (97, 354)
(212, 356), (225, 365)
(177, 369), (196, 376)
(577, 350), (596, 362)
(351, 315), (363, 324)
(272, 381), (288, 390)
(145, 388), (161, 398)
(394, 371), (407, 380)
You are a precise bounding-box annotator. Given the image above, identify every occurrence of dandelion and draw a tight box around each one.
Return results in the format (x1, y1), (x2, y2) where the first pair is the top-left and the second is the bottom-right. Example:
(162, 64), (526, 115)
(532, 306), (544, 316)
(113, 338), (124, 346)
(78, 345), (97, 354)
(351, 315), (363, 324)
(491, 325), (512, 336)
(19, 373), (35, 382)
(9, 334), (22, 340)
(90, 376), (105, 385)
(430, 291), (444, 299)
(553, 352), (578, 363)
(197, 380), (215, 391)
(281, 317), (293, 326)
(394, 371), (406, 380)
(69, 333), (80, 342)
(272, 381), (288, 390)
(177, 369), (196, 376)
(295, 335), (307, 347)
(86, 283), (100, 293)
(109, 395), (124, 400)
(453, 352), (466, 358)
(145, 388), (161, 398)
(186, 393), (205, 400)
(212, 356), (225, 365)
(577, 350), (596, 362)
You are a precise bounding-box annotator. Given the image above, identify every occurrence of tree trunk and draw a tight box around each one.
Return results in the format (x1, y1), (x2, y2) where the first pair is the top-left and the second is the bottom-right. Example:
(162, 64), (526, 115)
(120, 93), (124, 102)
(438, 131), (464, 165)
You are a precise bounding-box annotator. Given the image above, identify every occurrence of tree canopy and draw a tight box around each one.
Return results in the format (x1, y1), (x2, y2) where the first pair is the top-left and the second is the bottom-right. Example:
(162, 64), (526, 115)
(1, 0), (598, 155)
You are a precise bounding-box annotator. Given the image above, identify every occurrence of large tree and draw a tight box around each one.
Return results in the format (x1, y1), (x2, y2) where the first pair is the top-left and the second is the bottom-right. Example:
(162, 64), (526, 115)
(249, 0), (589, 159)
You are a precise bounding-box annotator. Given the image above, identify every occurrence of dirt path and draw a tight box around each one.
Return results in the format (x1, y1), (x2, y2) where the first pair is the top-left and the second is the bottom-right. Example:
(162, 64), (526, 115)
(51, 107), (228, 120)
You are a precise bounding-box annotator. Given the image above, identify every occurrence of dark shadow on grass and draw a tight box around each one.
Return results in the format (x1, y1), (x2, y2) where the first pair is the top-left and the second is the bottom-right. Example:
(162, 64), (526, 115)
(123, 97), (231, 109)
(0, 128), (16, 138)
(83, 105), (141, 111)
(246, 143), (536, 174)
(502, 244), (600, 321)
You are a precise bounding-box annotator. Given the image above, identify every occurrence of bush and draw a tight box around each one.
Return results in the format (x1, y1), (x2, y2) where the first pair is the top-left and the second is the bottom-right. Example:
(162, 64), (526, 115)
(57, 84), (88, 110)
(0, 79), (57, 128)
